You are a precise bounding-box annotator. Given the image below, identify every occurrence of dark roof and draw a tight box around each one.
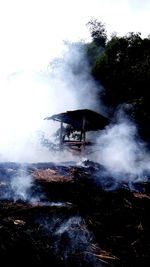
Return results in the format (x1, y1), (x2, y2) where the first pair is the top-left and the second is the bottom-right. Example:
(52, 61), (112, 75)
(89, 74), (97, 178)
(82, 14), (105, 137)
(44, 109), (109, 131)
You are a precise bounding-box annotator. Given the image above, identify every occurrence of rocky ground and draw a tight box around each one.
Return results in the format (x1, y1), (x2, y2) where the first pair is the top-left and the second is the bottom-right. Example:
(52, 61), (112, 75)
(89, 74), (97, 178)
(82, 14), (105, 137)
(0, 161), (150, 267)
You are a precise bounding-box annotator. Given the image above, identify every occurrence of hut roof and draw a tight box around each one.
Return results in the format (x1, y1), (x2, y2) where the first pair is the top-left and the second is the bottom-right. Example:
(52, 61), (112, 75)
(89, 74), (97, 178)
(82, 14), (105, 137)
(44, 109), (109, 131)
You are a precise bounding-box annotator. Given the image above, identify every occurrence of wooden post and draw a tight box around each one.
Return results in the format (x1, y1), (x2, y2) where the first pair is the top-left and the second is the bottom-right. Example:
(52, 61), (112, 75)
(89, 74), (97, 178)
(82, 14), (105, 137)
(59, 121), (63, 149)
(80, 130), (83, 142)
(82, 116), (86, 148)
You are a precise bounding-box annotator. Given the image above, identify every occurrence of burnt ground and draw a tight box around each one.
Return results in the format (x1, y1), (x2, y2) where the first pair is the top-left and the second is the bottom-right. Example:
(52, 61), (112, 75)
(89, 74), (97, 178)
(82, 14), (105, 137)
(0, 161), (150, 267)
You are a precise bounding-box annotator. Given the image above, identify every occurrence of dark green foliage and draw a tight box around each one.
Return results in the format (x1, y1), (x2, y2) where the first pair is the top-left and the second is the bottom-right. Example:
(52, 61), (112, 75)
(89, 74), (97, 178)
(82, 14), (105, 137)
(85, 19), (107, 67)
(86, 25), (150, 141)
(92, 33), (146, 105)
(84, 42), (104, 65)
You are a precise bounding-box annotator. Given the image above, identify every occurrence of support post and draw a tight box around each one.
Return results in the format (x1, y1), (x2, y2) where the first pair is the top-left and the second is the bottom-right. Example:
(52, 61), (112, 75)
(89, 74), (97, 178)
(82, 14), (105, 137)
(59, 121), (63, 149)
(82, 116), (86, 148)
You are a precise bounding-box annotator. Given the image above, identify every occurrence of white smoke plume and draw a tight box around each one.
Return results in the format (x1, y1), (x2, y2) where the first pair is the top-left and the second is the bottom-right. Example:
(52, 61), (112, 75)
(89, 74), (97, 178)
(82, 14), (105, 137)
(10, 170), (34, 201)
(0, 167), (40, 203)
(0, 42), (106, 202)
(0, 42), (105, 163)
(94, 114), (150, 183)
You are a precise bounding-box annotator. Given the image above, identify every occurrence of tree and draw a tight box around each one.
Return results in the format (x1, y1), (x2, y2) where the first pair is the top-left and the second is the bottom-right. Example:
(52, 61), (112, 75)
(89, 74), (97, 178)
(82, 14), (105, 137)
(89, 31), (150, 140)
(86, 18), (107, 47)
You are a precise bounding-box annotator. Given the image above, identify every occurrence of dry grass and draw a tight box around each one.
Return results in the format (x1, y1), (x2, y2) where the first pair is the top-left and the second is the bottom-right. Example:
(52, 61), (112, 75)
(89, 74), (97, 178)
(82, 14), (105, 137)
(31, 168), (73, 183)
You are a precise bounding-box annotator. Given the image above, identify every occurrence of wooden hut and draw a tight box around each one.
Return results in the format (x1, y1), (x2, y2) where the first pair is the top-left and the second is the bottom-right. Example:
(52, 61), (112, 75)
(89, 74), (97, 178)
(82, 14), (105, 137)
(44, 109), (109, 150)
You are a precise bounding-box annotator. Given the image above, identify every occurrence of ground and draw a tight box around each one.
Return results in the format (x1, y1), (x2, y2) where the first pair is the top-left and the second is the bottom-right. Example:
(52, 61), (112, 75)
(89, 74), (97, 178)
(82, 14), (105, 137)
(0, 161), (150, 267)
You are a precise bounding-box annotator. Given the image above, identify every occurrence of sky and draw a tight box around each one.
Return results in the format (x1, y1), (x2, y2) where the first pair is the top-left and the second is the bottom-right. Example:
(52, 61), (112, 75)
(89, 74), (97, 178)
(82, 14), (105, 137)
(0, 0), (150, 74)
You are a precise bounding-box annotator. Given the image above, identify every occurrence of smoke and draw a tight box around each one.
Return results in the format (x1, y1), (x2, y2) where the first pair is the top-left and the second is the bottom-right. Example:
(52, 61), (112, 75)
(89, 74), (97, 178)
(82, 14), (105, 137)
(37, 214), (104, 266)
(0, 42), (106, 204)
(10, 171), (34, 201)
(94, 114), (150, 185)
(49, 42), (105, 113)
(0, 167), (41, 202)
(0, 38), (150, 188)
(0, 42), (105, 163)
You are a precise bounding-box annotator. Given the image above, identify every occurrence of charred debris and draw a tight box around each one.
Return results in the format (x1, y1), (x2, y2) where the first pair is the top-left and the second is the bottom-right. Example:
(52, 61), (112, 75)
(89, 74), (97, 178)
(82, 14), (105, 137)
(0, 160), (150, 267)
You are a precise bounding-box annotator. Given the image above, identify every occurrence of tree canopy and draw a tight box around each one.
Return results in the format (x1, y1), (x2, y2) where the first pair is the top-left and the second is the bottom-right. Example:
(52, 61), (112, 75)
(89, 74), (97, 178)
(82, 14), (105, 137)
(86, 18), (107, 47)
(85, 20), (150, 141)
